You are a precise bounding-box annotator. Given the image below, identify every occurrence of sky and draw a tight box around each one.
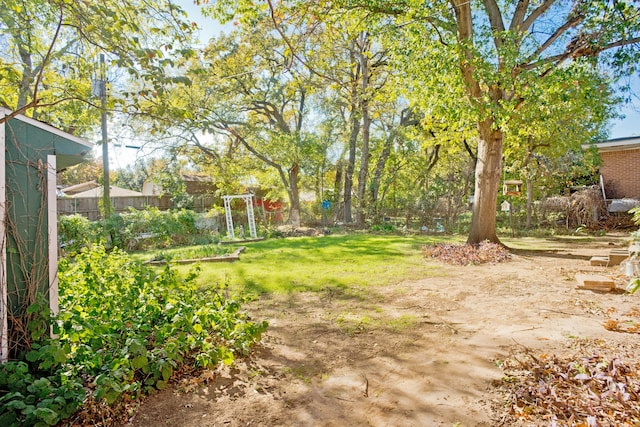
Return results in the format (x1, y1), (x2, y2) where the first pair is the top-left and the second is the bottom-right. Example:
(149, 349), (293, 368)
(608, 90), (640, 138)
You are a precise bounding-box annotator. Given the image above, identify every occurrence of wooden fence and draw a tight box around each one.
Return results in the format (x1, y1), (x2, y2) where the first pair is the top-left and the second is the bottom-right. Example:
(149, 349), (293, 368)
(57, 195), (216, 220)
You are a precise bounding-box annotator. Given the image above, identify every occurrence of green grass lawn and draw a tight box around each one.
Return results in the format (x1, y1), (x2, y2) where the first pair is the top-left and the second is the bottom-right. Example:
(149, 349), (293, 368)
(168, 233), (459, 294)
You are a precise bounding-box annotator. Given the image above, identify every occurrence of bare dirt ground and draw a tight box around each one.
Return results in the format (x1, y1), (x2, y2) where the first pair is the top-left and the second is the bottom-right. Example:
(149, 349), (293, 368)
(125, 234), (639, 426)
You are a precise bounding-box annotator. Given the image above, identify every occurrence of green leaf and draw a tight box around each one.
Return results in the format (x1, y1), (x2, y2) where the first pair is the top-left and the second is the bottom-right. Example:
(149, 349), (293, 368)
(33, 407), (58, 425)
(131, 355), (148, 370)
(128, 340), (146, 355)
(161, 365), (173, 382)
(52, 347), (67, 364)
(0, 411), (20, 427)
(26, 350), (41, 362)
(4, 399), (27, 410)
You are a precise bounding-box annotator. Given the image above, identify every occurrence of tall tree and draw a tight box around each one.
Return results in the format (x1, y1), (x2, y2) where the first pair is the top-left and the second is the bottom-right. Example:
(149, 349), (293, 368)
(144, 15), (326, 226)
(339, 0), (640, 243)
(0, 0), (195, 129)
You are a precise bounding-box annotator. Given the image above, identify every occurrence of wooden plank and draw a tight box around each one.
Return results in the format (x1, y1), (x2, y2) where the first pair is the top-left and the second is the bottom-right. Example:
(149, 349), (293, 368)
(608, 250), (629, 266)
(610, 249), (630, 255)
(589, 256), (609, 266)
(576, 273), (615, 291)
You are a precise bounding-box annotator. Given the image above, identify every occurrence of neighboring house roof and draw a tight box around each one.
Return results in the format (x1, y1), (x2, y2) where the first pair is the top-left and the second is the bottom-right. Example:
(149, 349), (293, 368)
(583, 136), (640, 152)
(181, 173), (215, 183)
(70, 185), (143, 198)
(61, 180), (100, 195)
(142, 173), (217, 196)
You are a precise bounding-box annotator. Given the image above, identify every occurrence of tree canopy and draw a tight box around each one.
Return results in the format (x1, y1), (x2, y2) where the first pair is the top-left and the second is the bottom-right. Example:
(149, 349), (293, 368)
(0, 0), (196, 130)
(2, 0), (638, 239)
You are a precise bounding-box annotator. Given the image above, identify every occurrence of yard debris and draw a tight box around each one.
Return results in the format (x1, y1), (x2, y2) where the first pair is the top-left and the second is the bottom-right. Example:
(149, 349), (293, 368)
(493, 340), (640, 426)
(603, 307), (640, 334)
(541, 186), (608, 229)
(422, 240), (511, 265)
(588, 249), (629, 268)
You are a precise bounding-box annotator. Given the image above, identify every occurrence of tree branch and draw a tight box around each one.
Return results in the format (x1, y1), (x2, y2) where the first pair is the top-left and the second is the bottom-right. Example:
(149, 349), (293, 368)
(524, 36), (640, 73)
(463, 138), (477, 163)
(296, 87), (306, 133)
(4, 6), (65, 122)
(189, 130), (220, 162)
(482, 0), (505, 51)
(450, 0), (483, 101)
(425, 144), (441, 174)
(520, 0), (555, 33)
(509, 0), (529, 32)
(265, 0), (342, 85)
(520, 14), (583, 69)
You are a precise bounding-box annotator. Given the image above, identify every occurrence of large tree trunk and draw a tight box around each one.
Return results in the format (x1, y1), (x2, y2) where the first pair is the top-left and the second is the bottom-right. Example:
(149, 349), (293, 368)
(355, 110), (370, 228)
(343, 40), (362, 225)
(467, 119), (503, 245)
(355, 32), (372, 228)
(343, 104), (359, 224)
(526, 173), (533, 229)
(333, 160), (344, 221)
(288, 164), (301, 228)
(17, 47), (34, 110)
(370, 109), (419, 221)
(370, 130), (395, 223)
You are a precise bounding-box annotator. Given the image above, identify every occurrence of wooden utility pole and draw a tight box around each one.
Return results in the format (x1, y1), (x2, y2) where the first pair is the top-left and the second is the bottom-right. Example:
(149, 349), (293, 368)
(98, 54), (111, 217)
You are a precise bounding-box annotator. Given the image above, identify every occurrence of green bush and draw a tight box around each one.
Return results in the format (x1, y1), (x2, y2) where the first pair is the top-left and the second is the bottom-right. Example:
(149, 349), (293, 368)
(115, 208), (195, 249)
(0, 245), (267, 426)
(59, 208), (222, 253)
(370, 223), (396, 233)
(58, 215), (99, 256)
(0, 360), (84, 427)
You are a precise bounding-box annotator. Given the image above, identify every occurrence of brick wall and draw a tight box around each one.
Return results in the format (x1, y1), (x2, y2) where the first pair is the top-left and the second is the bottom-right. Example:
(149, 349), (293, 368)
(600, 148), (640, 199)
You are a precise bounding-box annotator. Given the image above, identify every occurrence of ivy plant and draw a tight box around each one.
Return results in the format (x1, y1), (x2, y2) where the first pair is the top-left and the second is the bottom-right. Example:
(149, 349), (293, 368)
(0, 245), (267, 426)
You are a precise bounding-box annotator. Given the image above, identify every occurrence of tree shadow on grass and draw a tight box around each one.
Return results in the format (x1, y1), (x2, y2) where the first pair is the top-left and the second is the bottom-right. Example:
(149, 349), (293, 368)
(243, 233), (438, 259)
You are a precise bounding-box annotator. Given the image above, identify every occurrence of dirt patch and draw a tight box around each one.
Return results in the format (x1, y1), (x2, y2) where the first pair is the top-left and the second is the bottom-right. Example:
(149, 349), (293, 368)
(125, 235), (639, 426)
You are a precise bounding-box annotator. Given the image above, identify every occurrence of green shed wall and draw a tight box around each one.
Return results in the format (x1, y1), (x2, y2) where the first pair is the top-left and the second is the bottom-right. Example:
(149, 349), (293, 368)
(5, 120), (55, 350)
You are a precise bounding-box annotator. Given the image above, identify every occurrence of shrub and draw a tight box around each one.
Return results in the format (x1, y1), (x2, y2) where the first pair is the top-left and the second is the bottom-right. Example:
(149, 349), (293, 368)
(116, 208), (195, 248)
(58, 215), (99, 256)
(0, 359), (84, 427)
(370, 223), (396, 233)
(59, 208), (222, 253)
(0, 245), (267, 426)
